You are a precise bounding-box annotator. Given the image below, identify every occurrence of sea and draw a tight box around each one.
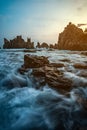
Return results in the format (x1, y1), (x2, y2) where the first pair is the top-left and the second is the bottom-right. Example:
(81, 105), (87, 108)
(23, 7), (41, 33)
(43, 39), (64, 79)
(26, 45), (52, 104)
(0, 49), (87, 130)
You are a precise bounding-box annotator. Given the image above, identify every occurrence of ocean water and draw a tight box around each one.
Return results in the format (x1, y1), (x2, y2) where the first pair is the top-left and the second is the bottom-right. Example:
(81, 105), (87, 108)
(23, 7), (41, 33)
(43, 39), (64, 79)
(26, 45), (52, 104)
(0, 49), (87, 130)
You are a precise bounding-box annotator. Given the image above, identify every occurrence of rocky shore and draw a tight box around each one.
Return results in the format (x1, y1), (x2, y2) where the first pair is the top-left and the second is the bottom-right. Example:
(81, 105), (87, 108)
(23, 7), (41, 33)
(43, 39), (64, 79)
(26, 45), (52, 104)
(19, 53), (87, 94)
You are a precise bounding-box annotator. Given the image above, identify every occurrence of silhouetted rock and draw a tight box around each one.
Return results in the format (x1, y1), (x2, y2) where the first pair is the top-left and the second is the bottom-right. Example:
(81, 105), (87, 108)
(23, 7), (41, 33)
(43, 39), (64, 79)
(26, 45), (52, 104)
(36, 42), (41, 48)
(3, 38), (11, 48)
(58, 22), (87, 50)
(49, 43), (58, 49)
(3, 36), (34, 49)
(36, 42), (49, 48)
(41, 42), (49, 48)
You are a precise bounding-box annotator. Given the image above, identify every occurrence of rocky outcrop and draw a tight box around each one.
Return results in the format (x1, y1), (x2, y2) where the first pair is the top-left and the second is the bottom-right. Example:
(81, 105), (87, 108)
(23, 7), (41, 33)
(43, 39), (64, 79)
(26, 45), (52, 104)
(73, 63), (87, 69)
(24, 54), (49, 68)
(31, 65), (72, 92)
(58, 22), (87, 50)
(19, 54), (72, 92)
(36, 42), (49, 48)
(3, 36), (34, 49)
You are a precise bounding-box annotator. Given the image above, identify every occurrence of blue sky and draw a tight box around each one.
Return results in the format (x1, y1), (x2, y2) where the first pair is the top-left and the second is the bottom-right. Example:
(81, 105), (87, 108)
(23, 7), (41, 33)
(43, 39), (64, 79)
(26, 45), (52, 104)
(0, 0), (87, 46)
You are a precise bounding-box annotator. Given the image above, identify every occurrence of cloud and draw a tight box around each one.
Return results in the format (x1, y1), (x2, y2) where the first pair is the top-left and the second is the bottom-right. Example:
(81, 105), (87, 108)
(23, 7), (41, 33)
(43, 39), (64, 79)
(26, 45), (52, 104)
(75, 0), (87, 12)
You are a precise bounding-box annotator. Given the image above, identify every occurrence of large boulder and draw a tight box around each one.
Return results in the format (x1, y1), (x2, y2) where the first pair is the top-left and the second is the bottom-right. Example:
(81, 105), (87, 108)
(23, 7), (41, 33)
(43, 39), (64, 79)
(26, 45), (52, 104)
(20, 55), (72, 92)
(24, 54), (49, 68)
(58, 22), (87, 50)
(32, 66), (72, 92)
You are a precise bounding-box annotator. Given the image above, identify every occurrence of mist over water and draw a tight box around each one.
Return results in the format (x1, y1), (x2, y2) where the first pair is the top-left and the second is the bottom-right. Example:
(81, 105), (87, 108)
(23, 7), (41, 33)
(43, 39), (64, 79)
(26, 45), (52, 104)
(0, 49), (87, 130)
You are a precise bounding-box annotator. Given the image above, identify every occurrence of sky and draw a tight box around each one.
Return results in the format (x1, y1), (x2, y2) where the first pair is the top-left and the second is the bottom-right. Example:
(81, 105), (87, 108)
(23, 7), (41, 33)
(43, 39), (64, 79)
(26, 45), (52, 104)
(0, 0), (87, 46)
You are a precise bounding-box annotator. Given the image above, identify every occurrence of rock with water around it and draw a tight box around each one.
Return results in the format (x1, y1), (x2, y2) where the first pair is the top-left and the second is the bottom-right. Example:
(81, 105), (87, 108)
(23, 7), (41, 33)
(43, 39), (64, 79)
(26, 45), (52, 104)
(20, 55), (72, 92)
(3, 36), (34, 49)
(32, 65), (72, 91)
(24, 54), (49, 68)
(73, 63), (87, 69)
(58, 22), (87, 50)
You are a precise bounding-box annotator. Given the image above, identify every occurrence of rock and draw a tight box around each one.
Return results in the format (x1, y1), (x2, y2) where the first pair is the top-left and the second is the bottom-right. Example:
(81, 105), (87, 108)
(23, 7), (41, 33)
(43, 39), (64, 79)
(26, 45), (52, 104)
(41, 42), (49, 48)
(31, 65), (72, 91)
(60, 59), (70, 62)
(36, 42), (49, 48)
(77, 71), (87, 78)
(46, 69), (72, 91)
(49, 63), (65, 67)
(3, 36), (34, 49)
(81, 52), (87, 56)
(58, 22), (87, 51)
(24, 49), (36, 53)
(21, 55), (72, 92)
(32, 67), (45, 77)
(24, 54), (49, 68)
(36, 42), (41, 48)
(73, 63), (87, 69)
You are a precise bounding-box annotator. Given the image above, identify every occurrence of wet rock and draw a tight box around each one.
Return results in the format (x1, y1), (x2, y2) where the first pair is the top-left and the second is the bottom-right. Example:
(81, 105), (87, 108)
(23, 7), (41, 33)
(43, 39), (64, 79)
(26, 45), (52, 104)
(77, 71), (87, 78)
(81, 52), (87, 56)
(46, 70), (72, 91)
(49, 63), (65, 68)
(18, 66), (28, 74)
(32, 66), (72, 91)
(24, 54), (49, 68)
(21, 55), (72, 92)
(60, 59), (70, 62)
(24, 49), (36, 53)
(73, 63), (87, 69)
(32, 67), (45, 77)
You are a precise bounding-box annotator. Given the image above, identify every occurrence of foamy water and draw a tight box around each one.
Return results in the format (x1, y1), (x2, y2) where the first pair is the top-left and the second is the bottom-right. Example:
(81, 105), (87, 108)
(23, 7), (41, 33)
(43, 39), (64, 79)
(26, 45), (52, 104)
(0, 49), (87, 130)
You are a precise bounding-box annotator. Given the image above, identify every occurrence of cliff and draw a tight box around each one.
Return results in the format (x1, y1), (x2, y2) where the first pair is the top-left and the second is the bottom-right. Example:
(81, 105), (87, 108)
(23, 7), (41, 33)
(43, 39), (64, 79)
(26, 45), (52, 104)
(58, 22), (87, 50)
(3, 36), (34, 49)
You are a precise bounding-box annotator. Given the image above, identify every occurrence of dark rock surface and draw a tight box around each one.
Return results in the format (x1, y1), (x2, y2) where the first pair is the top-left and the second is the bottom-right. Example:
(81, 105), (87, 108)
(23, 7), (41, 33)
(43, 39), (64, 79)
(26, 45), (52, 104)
(24, 54), (49, 68)
(20, 54), (73, 92)
(3, 36), (34, 49)
(58, 22), (87, 50)
(36, 42), (49, 48)
(73, 63), (87, 69)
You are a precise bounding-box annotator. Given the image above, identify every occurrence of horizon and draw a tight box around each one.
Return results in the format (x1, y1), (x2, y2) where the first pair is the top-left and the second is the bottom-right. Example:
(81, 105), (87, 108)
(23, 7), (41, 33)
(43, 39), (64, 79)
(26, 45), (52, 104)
(0, 0), (87, 47)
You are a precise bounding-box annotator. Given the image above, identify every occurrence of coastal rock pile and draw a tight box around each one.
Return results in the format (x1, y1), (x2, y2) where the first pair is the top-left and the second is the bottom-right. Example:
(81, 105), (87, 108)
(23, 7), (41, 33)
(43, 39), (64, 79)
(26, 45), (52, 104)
(3, 36), (34, 49)
(19, 54), (72, 92)
(24, 54), (49, 68)
(58, 22), (87, 50)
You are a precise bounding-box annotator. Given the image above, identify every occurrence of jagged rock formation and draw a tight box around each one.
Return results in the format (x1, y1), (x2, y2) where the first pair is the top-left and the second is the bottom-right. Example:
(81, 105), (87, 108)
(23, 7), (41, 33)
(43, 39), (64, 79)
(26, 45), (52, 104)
(36, 42), (49, 48)
(58, 22), (87, 50)
(19, 54), (72, 92)
(3, 36), (34, 49)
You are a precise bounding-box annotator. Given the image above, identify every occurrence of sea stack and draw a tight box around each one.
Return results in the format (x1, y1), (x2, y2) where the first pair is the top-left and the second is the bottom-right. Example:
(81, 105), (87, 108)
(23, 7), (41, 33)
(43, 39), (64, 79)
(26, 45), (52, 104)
(58, 22), (87, 50)
(3, 36), (34, 49)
